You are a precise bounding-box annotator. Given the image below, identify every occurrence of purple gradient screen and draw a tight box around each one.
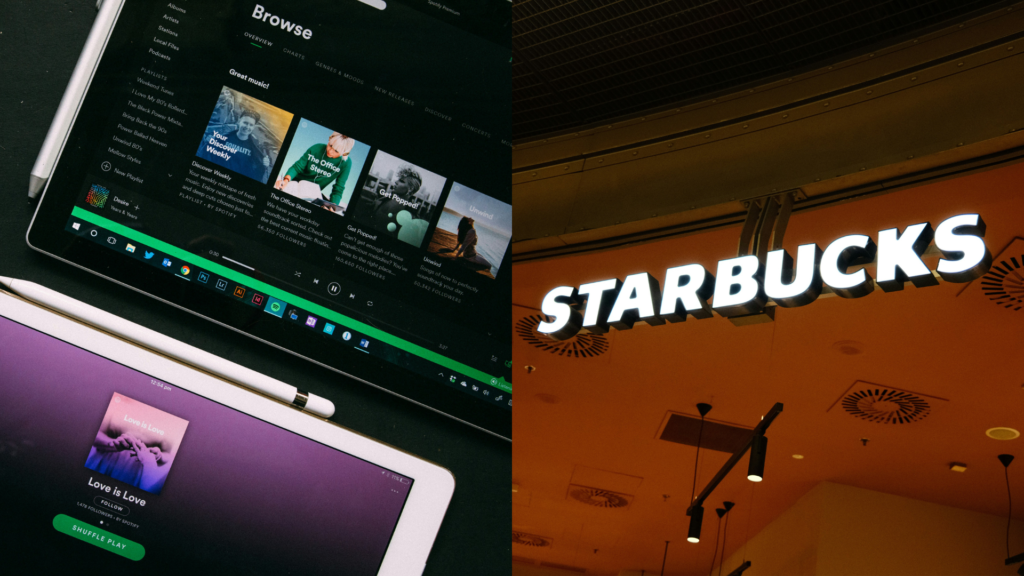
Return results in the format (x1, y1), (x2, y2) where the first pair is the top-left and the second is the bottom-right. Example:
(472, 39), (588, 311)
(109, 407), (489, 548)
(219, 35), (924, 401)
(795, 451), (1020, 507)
(0, 316), (412, 574)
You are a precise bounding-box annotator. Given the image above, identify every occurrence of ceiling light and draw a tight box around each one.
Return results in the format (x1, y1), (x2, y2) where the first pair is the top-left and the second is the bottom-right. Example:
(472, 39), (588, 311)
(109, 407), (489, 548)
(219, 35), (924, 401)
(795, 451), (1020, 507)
(949, 463), (967, 473)
(792, 454), (804, 459)
(686, 404), (712, 545)
(987, 427), (1021, 440)
(687, 505), (704, 543)
(748, 435), (767, 482)
(999, 455), (1022, 574)
(830, 340), (864, 355)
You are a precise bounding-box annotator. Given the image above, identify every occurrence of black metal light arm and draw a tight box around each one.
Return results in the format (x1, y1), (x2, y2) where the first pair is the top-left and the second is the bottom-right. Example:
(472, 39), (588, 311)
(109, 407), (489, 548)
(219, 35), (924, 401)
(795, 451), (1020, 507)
(687, 402), (783, 515)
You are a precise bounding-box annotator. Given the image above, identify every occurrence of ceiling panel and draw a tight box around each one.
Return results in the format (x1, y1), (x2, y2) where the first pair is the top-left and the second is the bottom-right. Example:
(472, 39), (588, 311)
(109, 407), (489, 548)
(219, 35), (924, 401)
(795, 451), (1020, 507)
(513, 0), (1011, 140)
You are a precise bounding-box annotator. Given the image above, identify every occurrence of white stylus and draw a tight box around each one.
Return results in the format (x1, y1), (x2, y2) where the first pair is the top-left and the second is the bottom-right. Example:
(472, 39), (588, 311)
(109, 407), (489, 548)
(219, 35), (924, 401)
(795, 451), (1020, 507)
(29, 0), (124, 199)
(0, 276), (335, 418)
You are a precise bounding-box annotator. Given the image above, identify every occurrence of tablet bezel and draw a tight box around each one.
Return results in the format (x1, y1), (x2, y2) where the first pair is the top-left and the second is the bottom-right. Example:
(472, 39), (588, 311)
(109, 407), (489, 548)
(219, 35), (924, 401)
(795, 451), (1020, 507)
(26, 0), (511, 441)
(0, 289), (455, 575)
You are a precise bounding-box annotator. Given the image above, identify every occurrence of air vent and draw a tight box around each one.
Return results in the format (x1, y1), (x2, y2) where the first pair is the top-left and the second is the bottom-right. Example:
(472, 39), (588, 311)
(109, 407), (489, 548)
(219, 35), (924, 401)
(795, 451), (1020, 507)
(516, 315), (609, 358)
(567, 485), (633, 509)
(512, 531), (552, 547)
(980, 254), (1024, 310)
(841, 388), (931, 424)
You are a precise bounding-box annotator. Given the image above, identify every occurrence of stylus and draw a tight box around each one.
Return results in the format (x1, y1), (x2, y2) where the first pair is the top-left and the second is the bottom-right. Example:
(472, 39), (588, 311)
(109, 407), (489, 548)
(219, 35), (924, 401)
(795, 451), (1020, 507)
(0, 276), (336, 418)
(28, 0), (122, 200)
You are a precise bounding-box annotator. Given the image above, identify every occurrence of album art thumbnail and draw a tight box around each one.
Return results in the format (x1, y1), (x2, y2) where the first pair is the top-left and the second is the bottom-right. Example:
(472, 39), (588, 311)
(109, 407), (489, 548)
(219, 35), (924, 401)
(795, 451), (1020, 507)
(84, 392), (189, 495)
(85, 184), (110, 209)
(350, 151), (446, 248)
(426, 183), (511, 279)
(195, 86), (294, 184)
(272, 118), (371, 215)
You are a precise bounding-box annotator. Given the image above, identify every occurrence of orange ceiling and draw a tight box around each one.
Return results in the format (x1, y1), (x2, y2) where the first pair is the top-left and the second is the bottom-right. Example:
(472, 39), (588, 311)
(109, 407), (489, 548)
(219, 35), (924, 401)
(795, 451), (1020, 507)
(512, 161), (1024, 575)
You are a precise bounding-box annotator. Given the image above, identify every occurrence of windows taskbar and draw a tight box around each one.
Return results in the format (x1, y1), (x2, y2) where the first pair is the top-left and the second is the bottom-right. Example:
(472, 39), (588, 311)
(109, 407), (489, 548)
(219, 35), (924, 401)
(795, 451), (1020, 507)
(66, 207), (513, 408)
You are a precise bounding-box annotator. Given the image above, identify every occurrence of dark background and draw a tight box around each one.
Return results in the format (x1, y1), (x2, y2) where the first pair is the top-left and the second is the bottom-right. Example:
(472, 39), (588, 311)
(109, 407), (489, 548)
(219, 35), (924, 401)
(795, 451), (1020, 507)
(0, 2), (509, 574)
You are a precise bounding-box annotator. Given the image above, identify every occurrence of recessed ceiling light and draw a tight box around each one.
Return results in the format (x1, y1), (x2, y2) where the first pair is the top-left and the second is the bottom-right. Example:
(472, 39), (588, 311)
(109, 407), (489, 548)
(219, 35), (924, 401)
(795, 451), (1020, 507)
(831, 340), (865, 355)
(986, 427), (1020, 440)
(792, 454), (804, 459)
(949, 463), (967, 472)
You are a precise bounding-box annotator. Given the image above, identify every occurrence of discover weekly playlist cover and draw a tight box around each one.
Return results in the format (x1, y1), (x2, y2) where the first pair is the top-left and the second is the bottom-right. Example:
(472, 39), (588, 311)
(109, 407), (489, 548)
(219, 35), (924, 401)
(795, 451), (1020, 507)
(195, 86), (294, 184)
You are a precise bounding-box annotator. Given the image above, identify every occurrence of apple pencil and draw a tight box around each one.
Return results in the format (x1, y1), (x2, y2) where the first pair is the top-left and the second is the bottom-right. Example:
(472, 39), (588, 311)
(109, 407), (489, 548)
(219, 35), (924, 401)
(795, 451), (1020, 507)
(29, 0), (123, 199)
(0, 276), (335, 418)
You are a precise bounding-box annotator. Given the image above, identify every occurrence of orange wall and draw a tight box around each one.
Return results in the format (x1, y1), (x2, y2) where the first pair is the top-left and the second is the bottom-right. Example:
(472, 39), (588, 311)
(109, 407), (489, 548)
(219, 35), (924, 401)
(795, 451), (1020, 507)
(719, 482), (1024, 576)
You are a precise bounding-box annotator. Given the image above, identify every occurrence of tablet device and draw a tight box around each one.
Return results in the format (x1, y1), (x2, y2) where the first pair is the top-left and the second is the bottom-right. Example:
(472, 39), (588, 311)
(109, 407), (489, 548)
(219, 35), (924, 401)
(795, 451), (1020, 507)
(28, 0), (512, 440)
(0, 289), (454, 574)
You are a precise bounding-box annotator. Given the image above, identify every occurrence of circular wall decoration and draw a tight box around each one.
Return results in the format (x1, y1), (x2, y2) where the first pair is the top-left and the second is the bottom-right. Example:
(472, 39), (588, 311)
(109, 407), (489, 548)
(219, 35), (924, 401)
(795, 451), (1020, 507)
(980, 255), (1024, 310)
(512, 531), (552, 547)
(841, 388), (931, 424)
(515, 315), (609, 358)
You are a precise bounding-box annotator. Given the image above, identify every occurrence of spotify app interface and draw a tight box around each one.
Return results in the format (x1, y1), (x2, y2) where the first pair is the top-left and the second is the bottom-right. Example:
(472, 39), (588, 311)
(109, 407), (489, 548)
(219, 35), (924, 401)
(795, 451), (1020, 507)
(50, 0), (512, 420)
(0, 315), (413, 573)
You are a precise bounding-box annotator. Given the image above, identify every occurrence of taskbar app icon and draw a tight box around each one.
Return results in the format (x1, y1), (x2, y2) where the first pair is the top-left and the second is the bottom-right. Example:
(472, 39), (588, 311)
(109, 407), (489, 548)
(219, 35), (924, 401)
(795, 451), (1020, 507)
(263, 296), (287, 318)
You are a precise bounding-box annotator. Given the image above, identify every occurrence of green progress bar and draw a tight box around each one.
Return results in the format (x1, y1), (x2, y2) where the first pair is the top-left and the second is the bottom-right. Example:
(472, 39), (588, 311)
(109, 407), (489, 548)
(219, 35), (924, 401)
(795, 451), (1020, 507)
(251, 42), (262, 48)
(72, 207), (511, 393)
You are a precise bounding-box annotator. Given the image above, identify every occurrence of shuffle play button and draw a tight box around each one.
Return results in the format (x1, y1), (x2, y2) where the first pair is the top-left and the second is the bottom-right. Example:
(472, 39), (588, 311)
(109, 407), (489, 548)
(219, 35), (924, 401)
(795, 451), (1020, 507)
(52, 514), (145, 560)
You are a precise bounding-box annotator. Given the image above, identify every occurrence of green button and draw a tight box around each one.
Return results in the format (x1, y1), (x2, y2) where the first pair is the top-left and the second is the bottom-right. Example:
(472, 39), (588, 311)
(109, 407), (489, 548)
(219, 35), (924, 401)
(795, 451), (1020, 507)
(52, 514), (145, 561)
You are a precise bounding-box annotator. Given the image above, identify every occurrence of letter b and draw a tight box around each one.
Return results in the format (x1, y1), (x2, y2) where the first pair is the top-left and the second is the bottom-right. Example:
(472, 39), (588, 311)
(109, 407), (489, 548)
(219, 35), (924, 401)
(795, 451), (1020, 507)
(712, 255), (766, 317)
(252, 4), (265, 19)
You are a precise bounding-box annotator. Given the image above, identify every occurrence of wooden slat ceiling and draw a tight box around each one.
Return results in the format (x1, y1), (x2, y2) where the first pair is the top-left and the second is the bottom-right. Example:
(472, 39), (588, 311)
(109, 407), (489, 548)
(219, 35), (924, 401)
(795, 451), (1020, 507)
(513, 0), (1011, 141)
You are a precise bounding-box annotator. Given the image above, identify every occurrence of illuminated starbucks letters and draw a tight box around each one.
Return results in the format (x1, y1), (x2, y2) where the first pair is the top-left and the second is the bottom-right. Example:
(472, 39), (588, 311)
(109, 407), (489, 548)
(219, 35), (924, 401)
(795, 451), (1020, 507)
(933, 214), (991, 282)
(764, 244), (823, 308)
(607, 272), (664, 329)
(876, 223), (938, 291)
(536, 214), (990, 340)
(712, 256), (766, 317)
(659, 264), (714, 322)
(820, 234), (876, 299)
(538, 286), (583, 340)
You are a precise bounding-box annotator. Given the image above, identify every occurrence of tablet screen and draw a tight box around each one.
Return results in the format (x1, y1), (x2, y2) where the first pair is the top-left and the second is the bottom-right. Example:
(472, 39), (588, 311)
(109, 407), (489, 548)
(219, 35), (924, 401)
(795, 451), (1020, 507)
(30, 0), (512, 438)
(0, 313), (415, 573)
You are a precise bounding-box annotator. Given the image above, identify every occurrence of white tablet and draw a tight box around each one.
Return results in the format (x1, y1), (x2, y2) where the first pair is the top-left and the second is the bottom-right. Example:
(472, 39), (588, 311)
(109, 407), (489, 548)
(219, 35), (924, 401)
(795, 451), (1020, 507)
(0, 289), (453, 574)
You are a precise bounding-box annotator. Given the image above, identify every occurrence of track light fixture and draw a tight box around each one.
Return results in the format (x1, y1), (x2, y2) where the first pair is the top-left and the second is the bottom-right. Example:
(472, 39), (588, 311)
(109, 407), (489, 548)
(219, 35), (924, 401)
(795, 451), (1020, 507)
(685, 402), (781, 547)
(747, 434), (767, 482)
(711, 502), (735, 576)
(686, 403), (712, 544)
(661, 540), (670, 576)
(1001, 454), (1023, 574)
(687, 504), (704, 543)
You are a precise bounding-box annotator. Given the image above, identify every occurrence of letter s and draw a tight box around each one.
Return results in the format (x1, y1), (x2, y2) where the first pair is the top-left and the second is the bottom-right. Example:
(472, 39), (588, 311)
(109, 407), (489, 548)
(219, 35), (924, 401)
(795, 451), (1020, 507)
(537, 286), (583, 341)
(294, 25), (304, 36)
(934, 213), (991, 282)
